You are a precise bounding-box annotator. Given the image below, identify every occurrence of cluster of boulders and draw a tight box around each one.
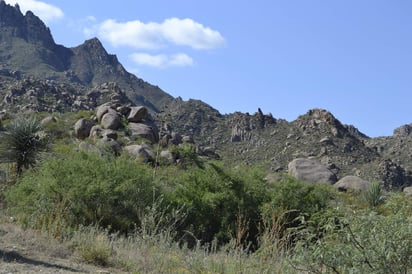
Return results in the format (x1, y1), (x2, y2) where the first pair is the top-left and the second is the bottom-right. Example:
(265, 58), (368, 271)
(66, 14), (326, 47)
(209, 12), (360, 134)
(73, 101), (217, 164)
(287, 157), (411, 194)
(74, 102), (159, 161)
(0, 80), (133, 113)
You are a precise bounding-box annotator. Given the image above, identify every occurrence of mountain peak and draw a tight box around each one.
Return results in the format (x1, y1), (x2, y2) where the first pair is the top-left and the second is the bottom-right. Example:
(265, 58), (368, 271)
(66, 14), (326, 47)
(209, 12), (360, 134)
(0, 1), (55, 48)
(294, 108), (349, 138)
(82, 37), (105, 49)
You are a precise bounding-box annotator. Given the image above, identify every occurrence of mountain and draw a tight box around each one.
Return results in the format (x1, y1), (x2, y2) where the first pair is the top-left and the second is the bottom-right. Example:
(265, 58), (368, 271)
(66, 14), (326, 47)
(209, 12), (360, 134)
(0, 1), (173, 111)
(0, 1), (411, 190)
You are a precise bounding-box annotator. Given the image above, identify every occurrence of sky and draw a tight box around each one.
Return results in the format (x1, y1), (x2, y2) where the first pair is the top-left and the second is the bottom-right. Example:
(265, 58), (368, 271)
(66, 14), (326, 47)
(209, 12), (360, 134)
(4, 0), (412, 137)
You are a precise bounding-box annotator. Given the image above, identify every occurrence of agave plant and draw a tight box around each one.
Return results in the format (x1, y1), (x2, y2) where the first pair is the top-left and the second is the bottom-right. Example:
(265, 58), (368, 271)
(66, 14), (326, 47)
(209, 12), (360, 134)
(0, 116), (47, 176)
(364, 181), (385, 208)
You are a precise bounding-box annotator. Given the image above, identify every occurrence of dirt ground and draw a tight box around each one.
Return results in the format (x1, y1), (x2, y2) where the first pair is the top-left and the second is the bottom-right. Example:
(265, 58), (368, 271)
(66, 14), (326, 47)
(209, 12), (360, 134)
(0, 220), (125, 274)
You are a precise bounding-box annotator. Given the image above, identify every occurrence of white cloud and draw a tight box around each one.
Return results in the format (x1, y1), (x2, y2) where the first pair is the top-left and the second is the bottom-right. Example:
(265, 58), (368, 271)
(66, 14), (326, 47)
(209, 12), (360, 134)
(91, 17), (225, 50)
(130, 53), (193, 68)
(99, 19), (164, 49)
(162, 18), (225, 50)
(5, 0), (64, 23)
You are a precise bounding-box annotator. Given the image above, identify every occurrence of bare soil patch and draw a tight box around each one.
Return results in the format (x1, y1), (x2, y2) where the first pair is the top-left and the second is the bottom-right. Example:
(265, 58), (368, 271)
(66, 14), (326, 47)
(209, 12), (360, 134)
(0, 220), (125, 274)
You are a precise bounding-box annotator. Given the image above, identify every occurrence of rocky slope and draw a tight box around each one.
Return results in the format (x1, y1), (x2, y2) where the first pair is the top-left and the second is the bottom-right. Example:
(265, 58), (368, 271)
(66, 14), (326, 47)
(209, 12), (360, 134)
(0, 1), (411, 190)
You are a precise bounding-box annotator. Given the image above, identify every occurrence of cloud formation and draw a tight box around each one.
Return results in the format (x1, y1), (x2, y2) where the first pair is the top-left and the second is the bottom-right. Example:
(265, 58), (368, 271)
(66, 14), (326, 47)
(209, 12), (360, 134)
(130, 53), (193, 68)
(5, 0), (64, 22)
(84, 17), (224, 69)
(93, 17), (225, 50)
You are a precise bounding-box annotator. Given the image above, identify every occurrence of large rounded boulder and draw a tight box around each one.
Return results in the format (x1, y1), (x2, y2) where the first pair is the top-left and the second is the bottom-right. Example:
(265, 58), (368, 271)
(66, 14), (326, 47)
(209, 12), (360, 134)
(127, 106), (148, 123)
(124, 144), (154, 163)
(288, 158), (337, 184)
(128, 122), (159, 143)
(334, 175), (370, 192)
(101, 110), (121, 130)
(74, 118), (95, 139)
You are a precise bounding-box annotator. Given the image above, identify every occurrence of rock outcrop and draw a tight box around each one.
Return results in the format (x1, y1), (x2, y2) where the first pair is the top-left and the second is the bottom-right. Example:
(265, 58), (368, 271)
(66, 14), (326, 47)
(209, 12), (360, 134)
(288, 158), (337, 184)
(393, 124), (412, 138)
(334, 176), (370, 192)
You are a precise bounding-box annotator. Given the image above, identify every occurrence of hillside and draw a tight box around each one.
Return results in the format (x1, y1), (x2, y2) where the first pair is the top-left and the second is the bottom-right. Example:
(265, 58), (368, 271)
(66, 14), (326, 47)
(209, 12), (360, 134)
(0, 0), (411, 189)
(0, 3), (411, 273)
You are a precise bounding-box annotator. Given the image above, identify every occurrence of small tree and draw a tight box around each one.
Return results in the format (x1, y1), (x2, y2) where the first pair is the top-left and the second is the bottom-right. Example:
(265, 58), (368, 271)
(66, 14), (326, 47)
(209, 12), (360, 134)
(0, 116), (47, 176)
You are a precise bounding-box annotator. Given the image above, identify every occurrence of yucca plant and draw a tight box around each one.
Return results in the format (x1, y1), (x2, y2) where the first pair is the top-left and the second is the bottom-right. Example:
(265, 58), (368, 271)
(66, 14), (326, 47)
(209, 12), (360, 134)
(364, 181), (385, 208)
(0, 116), (47, 176)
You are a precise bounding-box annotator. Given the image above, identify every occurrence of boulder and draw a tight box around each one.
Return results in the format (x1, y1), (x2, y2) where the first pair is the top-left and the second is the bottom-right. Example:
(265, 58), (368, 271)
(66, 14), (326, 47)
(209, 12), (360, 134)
(288, 158), (337, 184)
(127, 106), (148, 123)
(78, 141), (98, 153)
(96, 104), (111, 122)
(89, 125), (104, 140)
(334, 176), (370, 192)
(97, 137), (121, 155)
(403, 186), (412, 196)
(182, 135), (194, 144)
(101, 110), (121, 130)
(40, 116), (57, 126)
(124, 144), (154, 163)
(128, 122), (159, 143)
(117, 105), (131, 116)
(102, 129), (118, 140)
(74, 118), (95, 139)
(160, 150), (176, 163)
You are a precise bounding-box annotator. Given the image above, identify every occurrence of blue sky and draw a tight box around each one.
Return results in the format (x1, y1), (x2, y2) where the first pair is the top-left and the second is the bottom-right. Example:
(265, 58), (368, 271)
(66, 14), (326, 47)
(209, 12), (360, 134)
(5, 0), (412, 137)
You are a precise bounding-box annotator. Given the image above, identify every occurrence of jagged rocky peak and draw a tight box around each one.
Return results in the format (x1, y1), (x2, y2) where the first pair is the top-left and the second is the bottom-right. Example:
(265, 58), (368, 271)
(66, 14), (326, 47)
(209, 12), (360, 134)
(0, 1), (55, 48)
(77, 38), (106, 52)
(393, 123), (412, 138)
(229, 108), (276, 142)
(294, 108), (348, 137)
(74, 37), (120, 66)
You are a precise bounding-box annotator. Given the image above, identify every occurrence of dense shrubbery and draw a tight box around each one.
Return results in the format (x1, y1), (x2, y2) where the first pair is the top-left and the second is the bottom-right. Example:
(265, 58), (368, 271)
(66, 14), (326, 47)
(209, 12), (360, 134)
(291, 206), (411, 273)
(3, 144), (411, 272)
(6, 148), (156, 235)
(163, 162), (269, 246)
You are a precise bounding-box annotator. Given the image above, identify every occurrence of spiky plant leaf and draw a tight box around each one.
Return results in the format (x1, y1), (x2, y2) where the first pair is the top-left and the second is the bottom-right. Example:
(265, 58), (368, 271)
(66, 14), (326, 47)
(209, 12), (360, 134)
(0, 116), (47, 175)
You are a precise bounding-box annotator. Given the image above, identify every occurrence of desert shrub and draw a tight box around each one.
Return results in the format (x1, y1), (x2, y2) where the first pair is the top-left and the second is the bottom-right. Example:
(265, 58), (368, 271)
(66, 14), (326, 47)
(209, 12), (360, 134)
(71, 226), (113, 266)
(378, 191), (412, 216)
(290, 210), (412, 274)
(165, 162), (269, 246)
(262, 178), (335, 232)
(6, 149), (156, 236)
(169, 143), (204, 168)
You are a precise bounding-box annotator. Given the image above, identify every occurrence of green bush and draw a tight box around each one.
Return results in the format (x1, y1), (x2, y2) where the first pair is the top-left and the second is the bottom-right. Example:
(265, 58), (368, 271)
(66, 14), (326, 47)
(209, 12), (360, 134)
(262, 178), (335, 232)
(6, 149), (156, 236)
(290, 209), (412, 273)
(164, 162), (269, 246)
